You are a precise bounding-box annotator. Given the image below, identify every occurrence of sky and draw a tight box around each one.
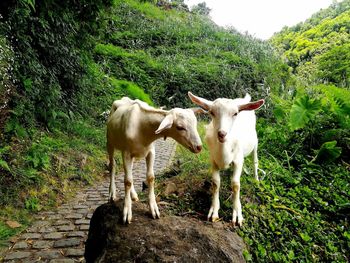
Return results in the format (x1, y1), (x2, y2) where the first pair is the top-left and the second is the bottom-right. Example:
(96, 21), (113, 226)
(184, 0), (336, 39)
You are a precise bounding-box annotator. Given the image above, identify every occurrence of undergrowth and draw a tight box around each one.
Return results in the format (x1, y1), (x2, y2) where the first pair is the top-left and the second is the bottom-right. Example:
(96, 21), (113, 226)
(0, 120), (108, 249)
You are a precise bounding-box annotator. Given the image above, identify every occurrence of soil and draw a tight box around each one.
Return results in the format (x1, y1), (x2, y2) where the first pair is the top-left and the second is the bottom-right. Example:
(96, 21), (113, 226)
(84, 200), (246, 263)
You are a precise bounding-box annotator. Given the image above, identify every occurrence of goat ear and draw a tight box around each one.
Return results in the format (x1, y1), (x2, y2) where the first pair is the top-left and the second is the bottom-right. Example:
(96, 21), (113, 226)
(188, 92), (212, 111)
(189, 107), (207, 115)
(155, 114), (174, 134)
(238, 99), (265, 111)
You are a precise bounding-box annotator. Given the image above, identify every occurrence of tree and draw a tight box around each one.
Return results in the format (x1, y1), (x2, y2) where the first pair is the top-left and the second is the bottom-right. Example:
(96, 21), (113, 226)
(191, 2), (211, 16)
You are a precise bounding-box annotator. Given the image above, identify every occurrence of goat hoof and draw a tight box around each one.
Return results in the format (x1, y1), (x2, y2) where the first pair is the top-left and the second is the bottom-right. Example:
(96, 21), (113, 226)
(150, 205), (160, 219)
(152, 213), (160, 219)
(231, 219), (243, 228)
(123, 215), (132, 224)
(132, 196), (139, 202)
(211, 217), (220, 222)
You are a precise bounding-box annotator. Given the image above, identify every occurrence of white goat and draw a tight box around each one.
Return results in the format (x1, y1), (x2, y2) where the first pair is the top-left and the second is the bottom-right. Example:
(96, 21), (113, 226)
(107, 97), (202, 224)
(188, 92), (264, 226)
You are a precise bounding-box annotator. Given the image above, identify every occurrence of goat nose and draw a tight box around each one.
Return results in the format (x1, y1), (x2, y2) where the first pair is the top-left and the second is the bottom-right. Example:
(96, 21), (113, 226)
(218, 130), (227, 139)
(196, 145), (202, 153)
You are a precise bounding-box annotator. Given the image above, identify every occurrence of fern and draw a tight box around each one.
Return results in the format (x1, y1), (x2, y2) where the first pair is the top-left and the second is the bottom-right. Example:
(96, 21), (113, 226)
(289, 95), (322, 131)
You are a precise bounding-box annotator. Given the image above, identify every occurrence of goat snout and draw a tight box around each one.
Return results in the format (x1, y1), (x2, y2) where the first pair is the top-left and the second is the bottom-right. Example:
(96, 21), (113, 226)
(191, 144), (202, 153)
(217, 130), (227, 143)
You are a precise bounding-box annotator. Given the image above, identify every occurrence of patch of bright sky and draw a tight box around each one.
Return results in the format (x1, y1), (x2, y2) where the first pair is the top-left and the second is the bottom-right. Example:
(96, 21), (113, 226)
(184, 0), (337, 39)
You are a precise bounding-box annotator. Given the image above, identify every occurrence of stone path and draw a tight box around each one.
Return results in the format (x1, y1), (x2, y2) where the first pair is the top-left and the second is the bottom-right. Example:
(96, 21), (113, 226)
(2, 139), (176, 263)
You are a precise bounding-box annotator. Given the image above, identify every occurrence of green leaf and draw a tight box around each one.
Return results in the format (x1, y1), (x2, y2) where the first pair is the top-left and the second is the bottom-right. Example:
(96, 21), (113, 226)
(0, 159), (11, 172)
(300, 232), (312, 242)
(344, 231), (350, 240)
(288, 250), (295, 260)
(0, 146), (10, 155)
(289, 95), (322, 131)
(243, 249), (253, 261)
(313, 141), (342, 163)
(257, 244), (267, 257)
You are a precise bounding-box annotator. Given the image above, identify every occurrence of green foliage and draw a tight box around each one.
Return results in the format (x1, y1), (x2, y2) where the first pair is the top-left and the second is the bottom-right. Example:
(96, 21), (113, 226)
(0, 34), (14, 96)
(2, 0), (113, 131)
(110, 78), (153, 105)
(0, 29), (15, 132)
(317, 44), (350, 87)
(18, 0), (36, 11)
(1, 0), (290, 133)
(24, 196), (41, 212)
(271, 0), (350, 88)
(238, 135), (349, 262)
(95, 0), (289, 109)
(289, 95), (321, 131)
(0, 146), (11, 172)
(0, 120), (107, 209)
(25, 143), (51, 170)
(0, 222), (20, 247)
(313, 141), (342, 164)
(271, 85), (350, 163)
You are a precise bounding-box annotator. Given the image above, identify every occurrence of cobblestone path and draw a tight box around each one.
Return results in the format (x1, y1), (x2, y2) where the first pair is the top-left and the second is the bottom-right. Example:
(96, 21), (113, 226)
(2, 139), (176, 263)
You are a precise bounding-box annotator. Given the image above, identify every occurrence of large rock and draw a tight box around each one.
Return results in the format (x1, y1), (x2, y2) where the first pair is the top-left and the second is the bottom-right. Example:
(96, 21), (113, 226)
(85, 201), (245, 263)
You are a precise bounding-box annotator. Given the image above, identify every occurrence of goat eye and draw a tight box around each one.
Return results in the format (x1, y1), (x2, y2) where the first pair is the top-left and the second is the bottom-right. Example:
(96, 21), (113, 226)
(233, 112), (238, 117)
(176, 126), (186, 131)
(209, 110), (215, 117)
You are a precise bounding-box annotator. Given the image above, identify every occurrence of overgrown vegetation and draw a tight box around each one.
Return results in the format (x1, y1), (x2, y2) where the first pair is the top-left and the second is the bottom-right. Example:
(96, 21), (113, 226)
(95, 0), (290, 108)
(270, 0), (350, 88)
(0, 0), (349, 261)
(0, 120), (108, 248)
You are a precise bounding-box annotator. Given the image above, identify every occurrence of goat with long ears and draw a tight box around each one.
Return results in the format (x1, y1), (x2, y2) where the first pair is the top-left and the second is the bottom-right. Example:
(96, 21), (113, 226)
(188, 92), (264, 226)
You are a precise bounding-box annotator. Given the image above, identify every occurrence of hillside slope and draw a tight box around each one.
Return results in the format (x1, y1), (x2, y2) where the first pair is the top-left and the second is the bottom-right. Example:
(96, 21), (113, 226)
(270, 0), (350, 87)
(94, 0), (290, 108)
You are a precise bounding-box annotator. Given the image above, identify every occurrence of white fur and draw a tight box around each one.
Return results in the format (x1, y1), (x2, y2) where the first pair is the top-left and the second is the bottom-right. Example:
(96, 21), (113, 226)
(107, 97), (202, 224)
(188, 92), (264, 226)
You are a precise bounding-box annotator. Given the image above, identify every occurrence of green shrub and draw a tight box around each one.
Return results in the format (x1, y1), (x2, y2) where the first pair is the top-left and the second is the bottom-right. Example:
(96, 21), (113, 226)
(110, 78), (153, 105)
